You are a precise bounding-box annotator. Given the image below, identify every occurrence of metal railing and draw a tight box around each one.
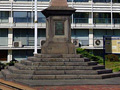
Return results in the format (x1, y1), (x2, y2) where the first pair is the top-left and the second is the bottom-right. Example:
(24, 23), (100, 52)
(67, 0), (89, 2)
(113, 18), (120, 24)
(93, 18), (111, 24)
(73, 18), (88, 23)
(13, 17), (46, 23)
(93, 0), (111, 3)
(14, 0), (49, 1)
(0, 17), (9, 23)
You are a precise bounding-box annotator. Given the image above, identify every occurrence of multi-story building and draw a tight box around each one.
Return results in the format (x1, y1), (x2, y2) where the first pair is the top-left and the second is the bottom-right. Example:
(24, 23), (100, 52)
(0, 0), (120, 62)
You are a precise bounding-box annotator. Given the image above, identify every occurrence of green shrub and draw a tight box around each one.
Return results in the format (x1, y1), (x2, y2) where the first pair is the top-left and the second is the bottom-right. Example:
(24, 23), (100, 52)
(0, 62), (6, 71)
(76, 48), (103, 63)
(6, 59), (18, 66)
(105, 54), (119, 62)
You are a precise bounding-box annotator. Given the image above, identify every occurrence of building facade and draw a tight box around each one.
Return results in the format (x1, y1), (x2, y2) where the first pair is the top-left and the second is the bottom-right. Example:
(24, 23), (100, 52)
(0, 0), (120, 62)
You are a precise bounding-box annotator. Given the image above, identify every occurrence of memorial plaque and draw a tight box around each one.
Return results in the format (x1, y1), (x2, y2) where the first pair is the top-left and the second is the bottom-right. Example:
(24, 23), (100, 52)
(55, 21), (64, 35)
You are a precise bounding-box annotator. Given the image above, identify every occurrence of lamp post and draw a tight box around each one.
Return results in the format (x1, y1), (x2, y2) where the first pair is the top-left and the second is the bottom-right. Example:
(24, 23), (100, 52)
(34, 0), (38, 54)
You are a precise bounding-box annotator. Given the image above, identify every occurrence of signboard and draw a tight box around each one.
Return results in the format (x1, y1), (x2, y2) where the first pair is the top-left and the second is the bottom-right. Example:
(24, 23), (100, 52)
(55, 21), (64, 35)
(104, 36), (120, 54)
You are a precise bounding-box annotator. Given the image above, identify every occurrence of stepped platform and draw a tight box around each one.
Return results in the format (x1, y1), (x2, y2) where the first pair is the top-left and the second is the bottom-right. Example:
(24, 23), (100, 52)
(0, 54), (120, 86)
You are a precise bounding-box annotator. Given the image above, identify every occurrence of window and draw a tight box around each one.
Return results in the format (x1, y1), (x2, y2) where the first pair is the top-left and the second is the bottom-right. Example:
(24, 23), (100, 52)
(93, 0), (111, 3)
(73, 12), (89, 23)
(13, 11), (45, 23)
(93, 13), (111, 24)
(0, 29), (8, 46)
(72, 29), (89, 46)
(67, 0), (88, 2)
(0, 12), (9, 23)
(13, 29), (46, 46)
(13, 12), (31, 23)
(14, 0), (49, 1)
(12, 50), (34, 61)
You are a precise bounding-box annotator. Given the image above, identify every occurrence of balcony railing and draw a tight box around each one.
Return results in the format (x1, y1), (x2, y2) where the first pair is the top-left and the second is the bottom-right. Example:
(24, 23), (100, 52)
(13, 17), (46, 23)
(73, 18), (88, 24)
(94, 18), (111, 24)
(14, 0), (49, 1)
(113, 18), (120, 24)
(0, 17), (9, 23)
(67, 0), (89, 2)
(93, 0), (111, 3)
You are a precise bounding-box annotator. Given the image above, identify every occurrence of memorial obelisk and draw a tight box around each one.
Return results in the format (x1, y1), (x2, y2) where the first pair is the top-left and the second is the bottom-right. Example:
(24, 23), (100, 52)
(41, 0), (76, 54)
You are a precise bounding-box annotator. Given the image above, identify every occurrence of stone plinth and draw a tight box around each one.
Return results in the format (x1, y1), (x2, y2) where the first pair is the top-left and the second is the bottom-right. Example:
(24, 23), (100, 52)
(41, 3), (76, 54)
(50, 0), (68, 7)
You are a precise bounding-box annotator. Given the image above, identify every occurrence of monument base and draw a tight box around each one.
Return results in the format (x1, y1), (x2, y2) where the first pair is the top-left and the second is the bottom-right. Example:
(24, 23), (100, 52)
(41, 41), (75, 54)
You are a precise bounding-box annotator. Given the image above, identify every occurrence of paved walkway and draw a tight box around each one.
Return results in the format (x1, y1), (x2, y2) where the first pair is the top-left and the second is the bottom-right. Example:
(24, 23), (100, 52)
(35, 85), (120, 90)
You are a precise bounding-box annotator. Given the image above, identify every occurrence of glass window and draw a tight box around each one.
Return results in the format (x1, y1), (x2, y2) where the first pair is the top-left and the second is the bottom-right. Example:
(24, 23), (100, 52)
(13, 12), (31, 23)
(14, 0), (50, 1)
(12, 50), (34, 61)
(67, 0), (89, 2)
(72, 29), (89, 46)
(0, 29), (8, 46)
(93, 0), (111, 3)
(73, 12), (89, 23)
(0, 12), (9, 23)
(13, 11), (45, 23)
(13, 29), (46, 46)
(94, 29), (106, 39)
(113, 0), (120, 3)
(93, 13), (111, 24)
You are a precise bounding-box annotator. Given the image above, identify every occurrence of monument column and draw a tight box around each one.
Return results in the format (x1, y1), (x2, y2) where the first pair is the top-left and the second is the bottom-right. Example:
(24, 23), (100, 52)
(41, 0), (76, 54)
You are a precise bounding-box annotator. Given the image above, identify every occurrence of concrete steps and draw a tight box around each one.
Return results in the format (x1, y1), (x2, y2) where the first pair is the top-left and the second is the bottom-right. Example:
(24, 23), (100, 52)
(0, 72), (3, 78)
(7, 66), (112, 75)
(21, 60), (98, 66)
(1, 54), (120, 82)
(2, 72), (120, 80)
(34, 54), (83, 58)
(28, 57), (90, 62)
(15, 63), (105, 70)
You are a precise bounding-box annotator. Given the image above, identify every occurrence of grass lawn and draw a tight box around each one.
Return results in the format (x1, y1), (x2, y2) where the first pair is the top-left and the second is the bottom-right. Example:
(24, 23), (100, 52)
(100, 61), (120, 72)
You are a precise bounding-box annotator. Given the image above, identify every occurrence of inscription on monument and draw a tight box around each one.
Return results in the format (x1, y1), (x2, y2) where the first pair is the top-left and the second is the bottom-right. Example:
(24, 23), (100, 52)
(55, 21), (64, 35)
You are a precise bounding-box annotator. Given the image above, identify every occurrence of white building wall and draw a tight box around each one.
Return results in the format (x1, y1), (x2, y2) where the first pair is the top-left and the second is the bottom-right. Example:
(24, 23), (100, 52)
(0, 0), (120, 61)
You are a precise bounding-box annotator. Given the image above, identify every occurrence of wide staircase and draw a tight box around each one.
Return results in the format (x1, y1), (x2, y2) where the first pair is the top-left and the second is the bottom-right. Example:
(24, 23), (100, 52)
(1, 54), (120, 81)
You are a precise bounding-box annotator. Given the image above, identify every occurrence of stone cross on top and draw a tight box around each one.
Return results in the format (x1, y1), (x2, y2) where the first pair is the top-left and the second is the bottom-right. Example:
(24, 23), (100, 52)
(50, 0), (68, 7)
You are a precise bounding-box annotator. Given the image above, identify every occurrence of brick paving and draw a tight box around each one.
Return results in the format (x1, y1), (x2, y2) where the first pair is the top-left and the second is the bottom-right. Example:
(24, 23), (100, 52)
(35, 85), (120, 90)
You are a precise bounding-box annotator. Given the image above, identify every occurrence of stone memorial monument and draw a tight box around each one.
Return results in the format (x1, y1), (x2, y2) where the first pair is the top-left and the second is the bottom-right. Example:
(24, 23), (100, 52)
(0, 0), (120, 86)
(41, 0), (76, 54)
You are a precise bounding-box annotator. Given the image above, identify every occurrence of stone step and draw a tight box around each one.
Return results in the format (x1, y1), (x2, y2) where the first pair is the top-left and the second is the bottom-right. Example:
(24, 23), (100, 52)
(8, 66), (34, 74)
(97, 69), (112, 74)
(21, 60), (97, 66)
(7, 65), (112, 75)
(0, 72), (3, 78)
(101, 72), (120, 79)
(28, 57), (90, 62)
(15, 63), (104, 70)
(34, 70), (98, 75)
(4, 74), (103, 80)
(3, 71), (120, 80)
(1, 69), (11, 80)
(34, 54), (83, 58)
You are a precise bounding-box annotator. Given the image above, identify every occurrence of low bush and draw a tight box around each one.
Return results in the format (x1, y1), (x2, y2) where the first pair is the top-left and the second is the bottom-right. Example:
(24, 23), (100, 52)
(0, 59), (18, 71)
(105, 54), (119, 62)
(0, 62), (6, 71)
(76, 48), (103, 63)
